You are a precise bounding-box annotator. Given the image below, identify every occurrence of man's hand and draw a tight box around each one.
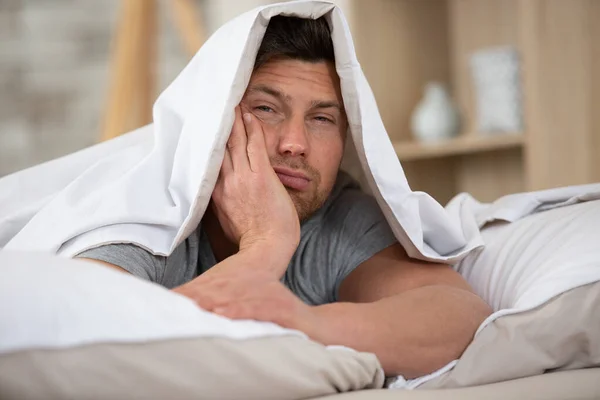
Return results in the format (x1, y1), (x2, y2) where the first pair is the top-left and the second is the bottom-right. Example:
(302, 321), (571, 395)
(211, 105), (300, 255)
(174, 258), (322, 336)
(174, 106), (301, 308)
(212, 282), (320, 335)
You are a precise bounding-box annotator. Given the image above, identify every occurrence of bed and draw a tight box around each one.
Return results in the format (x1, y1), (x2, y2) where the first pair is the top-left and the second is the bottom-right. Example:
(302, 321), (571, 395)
(1, 198), (599, 400)
(0, 1), (599, 399)
(317, 369), (600, 400)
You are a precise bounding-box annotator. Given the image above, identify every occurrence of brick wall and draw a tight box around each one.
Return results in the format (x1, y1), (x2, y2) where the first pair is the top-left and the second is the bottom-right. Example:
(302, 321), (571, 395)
(0, 0), (203, 177)
(0, 0), (341, 177)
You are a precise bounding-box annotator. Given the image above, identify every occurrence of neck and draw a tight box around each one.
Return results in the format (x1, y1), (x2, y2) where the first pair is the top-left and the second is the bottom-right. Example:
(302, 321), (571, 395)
(201, 202), (238, 263)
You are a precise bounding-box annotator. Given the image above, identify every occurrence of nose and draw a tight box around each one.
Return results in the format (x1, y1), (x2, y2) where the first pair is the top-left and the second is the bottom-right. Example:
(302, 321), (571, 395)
(277, 115), (308, 157)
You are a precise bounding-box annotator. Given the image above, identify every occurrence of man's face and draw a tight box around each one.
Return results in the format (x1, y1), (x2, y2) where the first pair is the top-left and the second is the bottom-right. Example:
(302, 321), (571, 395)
(241, 58), (347, 221)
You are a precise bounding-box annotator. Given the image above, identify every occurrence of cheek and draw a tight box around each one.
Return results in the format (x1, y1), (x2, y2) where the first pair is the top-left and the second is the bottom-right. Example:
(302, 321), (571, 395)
(258, 123), (279, 158)
(313, 136), (345, 184)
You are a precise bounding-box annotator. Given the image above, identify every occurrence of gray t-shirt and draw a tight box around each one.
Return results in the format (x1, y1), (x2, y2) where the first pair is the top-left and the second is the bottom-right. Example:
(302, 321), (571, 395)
(77, 172), (398, 306)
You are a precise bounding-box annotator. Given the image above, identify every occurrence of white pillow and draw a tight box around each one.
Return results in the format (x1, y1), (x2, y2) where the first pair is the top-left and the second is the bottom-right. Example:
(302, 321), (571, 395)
(0, 251), (384, 399)
(0, 251), (307, 353)
(457, 199), (600, 314)
(401, 200), (600, 389)
(391, 200), (600, 390)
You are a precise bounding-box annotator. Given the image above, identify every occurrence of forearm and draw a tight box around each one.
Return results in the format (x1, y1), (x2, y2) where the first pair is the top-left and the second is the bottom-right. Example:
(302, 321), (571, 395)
(190, 240), (293, 283)
(237, 240), (297, 279)
(312, 285), (492, 378)
(172, 239), (294, 303)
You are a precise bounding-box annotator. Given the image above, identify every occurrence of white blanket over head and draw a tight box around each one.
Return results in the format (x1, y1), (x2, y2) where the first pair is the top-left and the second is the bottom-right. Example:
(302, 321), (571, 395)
(0, 0), (480, 262)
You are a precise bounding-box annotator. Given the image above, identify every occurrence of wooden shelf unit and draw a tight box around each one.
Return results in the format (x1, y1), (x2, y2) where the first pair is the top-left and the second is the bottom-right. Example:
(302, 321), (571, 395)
(345, 0), (600, 204)
(394, 133), (525, 162)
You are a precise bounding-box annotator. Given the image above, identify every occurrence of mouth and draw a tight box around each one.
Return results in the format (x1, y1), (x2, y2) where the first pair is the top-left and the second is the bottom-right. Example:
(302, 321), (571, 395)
(273, 166), (311, 191)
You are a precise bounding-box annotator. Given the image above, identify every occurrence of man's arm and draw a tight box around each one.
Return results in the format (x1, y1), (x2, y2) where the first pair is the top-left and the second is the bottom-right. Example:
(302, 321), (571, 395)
(79, 258), (130, 274)
(75, 242), (167, 281)
(172, 240), (292, 301)
(310, 243), (492, 378)
(173, 106), (299, 300)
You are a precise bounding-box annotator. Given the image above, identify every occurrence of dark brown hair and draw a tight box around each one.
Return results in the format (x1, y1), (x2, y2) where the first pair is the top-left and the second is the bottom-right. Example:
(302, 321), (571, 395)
(254, 16), (335, 70)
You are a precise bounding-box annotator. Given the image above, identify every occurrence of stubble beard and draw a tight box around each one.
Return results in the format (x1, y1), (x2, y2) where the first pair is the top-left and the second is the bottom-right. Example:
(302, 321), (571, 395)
(287, 187), (329, 222)
(270, 155), (331, 222)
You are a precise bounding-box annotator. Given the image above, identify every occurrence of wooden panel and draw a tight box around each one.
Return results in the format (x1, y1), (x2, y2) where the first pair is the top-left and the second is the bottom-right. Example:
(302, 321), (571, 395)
(171, 0), (206, 57)
(394, 133), (523, 161)
(134, 0), (157, 130)
(456, 148), (525, 202)
(520, 0), (599, 190)
(401, 158), (458, 205)
(448, 0), (520, 135)
(351, 0), (450, 142)
(101, 0), (156, 141)
(592, 0), (600, 182)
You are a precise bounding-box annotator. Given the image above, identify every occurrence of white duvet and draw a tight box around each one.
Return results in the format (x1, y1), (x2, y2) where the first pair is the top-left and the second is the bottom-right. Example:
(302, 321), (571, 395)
(0, 0), (476, 262)
(1, 0), (600, 390)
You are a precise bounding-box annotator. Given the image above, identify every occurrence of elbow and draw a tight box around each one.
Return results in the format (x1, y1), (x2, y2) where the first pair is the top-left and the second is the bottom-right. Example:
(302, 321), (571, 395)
(433, 303), (493, 378)
(384, 290), (493, 379)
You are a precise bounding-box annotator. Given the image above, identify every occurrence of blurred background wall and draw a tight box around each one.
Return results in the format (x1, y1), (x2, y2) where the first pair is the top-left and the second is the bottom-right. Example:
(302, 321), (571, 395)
(0, 0), (288, 176)
(0, 0), (171, 175)
(0, 0), (598, 204)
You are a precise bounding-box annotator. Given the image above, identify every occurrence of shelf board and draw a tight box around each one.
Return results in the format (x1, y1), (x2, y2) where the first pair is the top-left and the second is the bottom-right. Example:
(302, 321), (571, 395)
(393, 133), (525, 161)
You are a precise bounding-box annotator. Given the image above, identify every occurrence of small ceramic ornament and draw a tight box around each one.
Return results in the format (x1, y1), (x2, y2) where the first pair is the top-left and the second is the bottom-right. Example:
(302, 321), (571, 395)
(411, 82), (461, 142)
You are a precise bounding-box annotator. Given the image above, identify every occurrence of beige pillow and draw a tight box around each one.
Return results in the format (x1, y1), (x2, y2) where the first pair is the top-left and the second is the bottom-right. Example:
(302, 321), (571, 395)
(0, 251), (383, 400)
(419, 200), (600, 389)
(420, 282), (600, 389)
(309, 368), (600, 400)
(0, 335), (383, 400)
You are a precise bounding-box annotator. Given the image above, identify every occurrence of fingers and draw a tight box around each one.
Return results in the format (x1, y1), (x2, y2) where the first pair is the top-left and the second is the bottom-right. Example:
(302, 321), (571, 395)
(213, 298), (290, 327)
(213, 152), (229, 207)
(242, 109), (271, 173)
(220, 146), (233, 175)
(227, 106), (250, 170)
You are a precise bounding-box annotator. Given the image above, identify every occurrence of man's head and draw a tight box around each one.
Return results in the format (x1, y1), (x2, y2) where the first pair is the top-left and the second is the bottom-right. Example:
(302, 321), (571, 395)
(241, 16), (347, 222)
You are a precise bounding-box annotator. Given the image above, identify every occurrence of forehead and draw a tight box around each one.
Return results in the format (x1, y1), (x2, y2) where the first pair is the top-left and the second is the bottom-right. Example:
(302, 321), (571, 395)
(246, 58), (343, 102)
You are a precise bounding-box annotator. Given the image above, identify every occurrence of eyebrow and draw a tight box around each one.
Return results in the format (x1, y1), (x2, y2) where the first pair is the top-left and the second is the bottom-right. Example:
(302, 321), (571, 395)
(247, 84), (343, 113)
(310, 100), (343, 112)
(247, 85), (291, 103)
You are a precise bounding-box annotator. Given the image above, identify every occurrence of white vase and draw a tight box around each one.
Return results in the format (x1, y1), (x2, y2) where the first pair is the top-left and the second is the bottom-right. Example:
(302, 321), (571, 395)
(411, 82), (460, 142)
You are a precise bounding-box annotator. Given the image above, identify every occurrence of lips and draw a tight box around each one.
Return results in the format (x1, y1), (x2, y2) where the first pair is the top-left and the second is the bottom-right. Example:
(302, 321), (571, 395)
(273, 167), (310, 191)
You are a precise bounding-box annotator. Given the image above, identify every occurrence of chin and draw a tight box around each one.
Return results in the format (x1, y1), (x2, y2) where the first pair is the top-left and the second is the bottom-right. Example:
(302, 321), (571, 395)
(288, 190), (327, 222)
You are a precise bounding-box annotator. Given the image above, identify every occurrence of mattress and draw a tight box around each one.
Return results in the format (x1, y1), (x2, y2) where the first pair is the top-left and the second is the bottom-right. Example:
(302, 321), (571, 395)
(313, 368), (600, 400)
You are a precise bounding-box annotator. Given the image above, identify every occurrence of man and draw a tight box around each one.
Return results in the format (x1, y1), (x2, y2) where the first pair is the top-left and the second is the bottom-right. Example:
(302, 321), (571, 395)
(79, 16), (492, 378)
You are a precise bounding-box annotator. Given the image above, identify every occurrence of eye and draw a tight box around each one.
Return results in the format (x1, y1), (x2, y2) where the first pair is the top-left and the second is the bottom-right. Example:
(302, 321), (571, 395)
(314, 116), (334, 124)
(255, 105), (274, 113)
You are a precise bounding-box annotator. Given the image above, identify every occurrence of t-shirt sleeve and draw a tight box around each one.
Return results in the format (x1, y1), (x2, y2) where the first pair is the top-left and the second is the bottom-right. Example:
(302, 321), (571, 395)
(75, 243), (166, 282)
(324, 189), (398, 303)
